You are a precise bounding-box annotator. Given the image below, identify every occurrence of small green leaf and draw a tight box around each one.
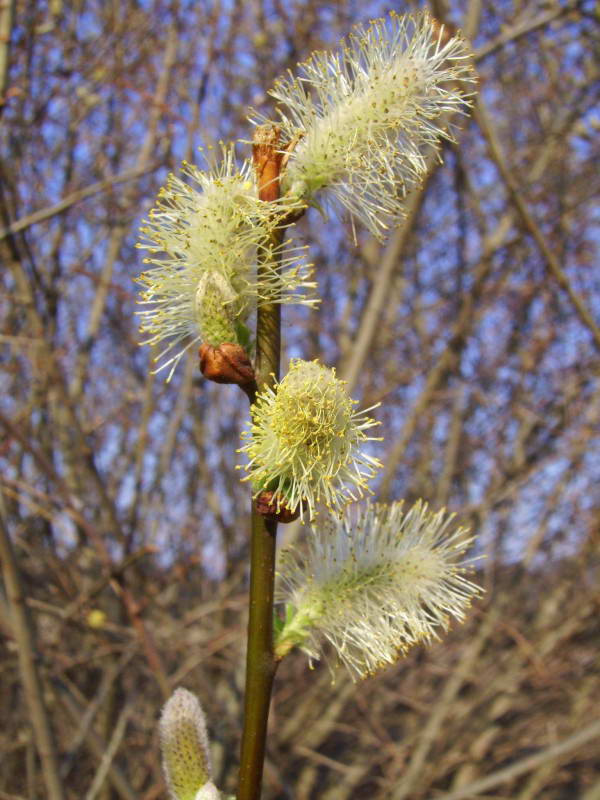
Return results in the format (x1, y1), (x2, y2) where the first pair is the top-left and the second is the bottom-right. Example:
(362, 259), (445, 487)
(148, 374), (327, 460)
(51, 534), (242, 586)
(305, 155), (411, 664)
(273, 610), (285, 637)
(234, 320), (252, 351)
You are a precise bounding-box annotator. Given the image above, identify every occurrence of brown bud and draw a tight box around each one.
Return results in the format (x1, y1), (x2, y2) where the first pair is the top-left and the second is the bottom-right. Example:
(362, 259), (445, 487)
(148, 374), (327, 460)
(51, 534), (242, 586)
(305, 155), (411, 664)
(255, 491), (300, 524)
(252, 124), (283, 203)
(199, 342), (256, 387)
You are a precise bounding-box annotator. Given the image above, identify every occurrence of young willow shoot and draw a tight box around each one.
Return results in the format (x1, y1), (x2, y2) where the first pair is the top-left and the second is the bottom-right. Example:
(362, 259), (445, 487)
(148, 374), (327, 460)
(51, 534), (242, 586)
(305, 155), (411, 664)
(137, 10), (478, 800)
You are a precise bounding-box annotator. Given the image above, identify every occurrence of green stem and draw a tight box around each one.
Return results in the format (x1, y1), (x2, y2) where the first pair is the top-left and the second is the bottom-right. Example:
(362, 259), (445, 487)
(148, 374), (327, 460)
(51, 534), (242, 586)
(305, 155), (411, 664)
(238, 294), (281, 800)
(238, 123), (284, 799)
(238, 511), (278, 800)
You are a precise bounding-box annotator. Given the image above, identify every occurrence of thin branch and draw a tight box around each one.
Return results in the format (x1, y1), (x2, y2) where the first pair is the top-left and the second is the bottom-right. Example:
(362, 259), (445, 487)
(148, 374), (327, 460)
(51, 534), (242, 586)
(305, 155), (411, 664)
(474, 100), (600, 351)
(379, 247), (495, 500)
(340, 194), (418, 394)
(339, 0), (583, 397)
(392, 610), (498, 800)
(0, 0), (15, 113)
(437, 717), (600, 800)
(0, 163), (159, 242)
(474, 1), (579, 61)
(0, 494), (66, 800)
(56, 681), (137, 800)
(61, 647), (136, 781)
(84, 704), (131, 800)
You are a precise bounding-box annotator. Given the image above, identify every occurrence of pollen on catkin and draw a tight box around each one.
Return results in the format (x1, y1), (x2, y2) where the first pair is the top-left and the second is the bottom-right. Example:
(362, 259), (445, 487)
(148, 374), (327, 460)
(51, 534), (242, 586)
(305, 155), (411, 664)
(275, 500), (482, 680)
(136, 145), (316, 380)
(239, 359), (382, 521)
(252, 11), (476, 239)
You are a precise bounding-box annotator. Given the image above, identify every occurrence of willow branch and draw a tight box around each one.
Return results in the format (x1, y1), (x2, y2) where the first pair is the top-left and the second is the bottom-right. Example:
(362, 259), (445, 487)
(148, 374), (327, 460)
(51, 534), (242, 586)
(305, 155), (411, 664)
(237, 124), (284, 800)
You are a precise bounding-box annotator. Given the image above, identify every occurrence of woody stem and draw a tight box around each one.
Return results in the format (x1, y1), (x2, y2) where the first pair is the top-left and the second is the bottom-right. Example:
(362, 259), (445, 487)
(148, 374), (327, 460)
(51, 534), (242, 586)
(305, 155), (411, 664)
(237, 124), (284, 800)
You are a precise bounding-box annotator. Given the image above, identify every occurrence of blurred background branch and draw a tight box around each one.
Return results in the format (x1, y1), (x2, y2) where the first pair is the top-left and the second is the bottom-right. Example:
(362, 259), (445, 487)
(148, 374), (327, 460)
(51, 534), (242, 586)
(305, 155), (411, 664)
(1, 0), (598, 798)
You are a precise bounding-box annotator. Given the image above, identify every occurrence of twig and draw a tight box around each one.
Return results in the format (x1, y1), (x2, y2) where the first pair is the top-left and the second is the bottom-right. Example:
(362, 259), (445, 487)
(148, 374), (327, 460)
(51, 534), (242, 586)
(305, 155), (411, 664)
(0, 0), (15, 114)
(474, 1), (578, 61)
(0, 494), (66, 800)
(338, 0), (584, 399)
(56, 680), (137, 800)
(0, 163), (159, 241)
(392, 610), (498, 799)
(61, 647), (136, 780)
(84, 704), (131, 800)
(0, 411), (171, 698)
(474, 100), (600, 351)
(436, 717), (600, 800)
(379, 249), (495, 500)
(340, 202), (416, 394)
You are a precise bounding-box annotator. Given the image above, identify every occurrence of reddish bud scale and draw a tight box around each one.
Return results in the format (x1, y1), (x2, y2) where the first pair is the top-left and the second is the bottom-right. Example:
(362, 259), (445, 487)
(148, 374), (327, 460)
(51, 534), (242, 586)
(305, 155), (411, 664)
(199, 343), (256, 387)
(252, 124), (283, 203)
(255, 490), (301, 524)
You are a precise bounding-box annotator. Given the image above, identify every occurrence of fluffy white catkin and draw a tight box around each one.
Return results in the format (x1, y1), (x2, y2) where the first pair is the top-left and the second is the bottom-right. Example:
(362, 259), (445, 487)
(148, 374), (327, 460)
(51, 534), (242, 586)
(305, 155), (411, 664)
(276, 500), (482, 679)
(239, 359), (382, 520)
(254, 11), (475, 238)
(136, 146), (315, 380)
